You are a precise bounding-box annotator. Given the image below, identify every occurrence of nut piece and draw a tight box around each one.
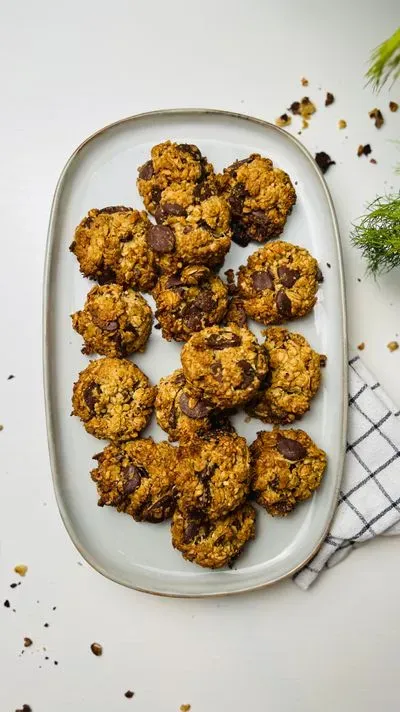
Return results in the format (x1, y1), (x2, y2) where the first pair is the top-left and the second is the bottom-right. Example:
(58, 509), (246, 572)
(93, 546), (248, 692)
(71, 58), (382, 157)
(338, 119), (347, 129)
(14, 565), (28, 576)
(90, 642), (103, 656)
(357, 342), (365, 351)
(389, 101), (398, 112)
(180, 705), (191, 711)
(387, 341), (399, 352)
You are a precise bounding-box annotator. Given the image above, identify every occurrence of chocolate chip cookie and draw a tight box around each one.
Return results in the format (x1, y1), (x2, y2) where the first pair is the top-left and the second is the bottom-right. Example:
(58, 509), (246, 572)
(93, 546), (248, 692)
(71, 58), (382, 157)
(72, 358), (155, 441)
(247, 328), (323, 424)
(147, 195), (232, 275)
(155, 369), (215, 442)
(171, 502), (256, 569)
(70, 207), (157, 292)
(137, 141), (216, 215)
(237, 241), (320, 324)
(217, 154), (296, 243)
(153, 265), (228, 341)
(176, 432), (251, 519)
(91, 438), (177, 522)
(71, 284), (153, 357)
(181, 325), (268, 409)
(250, 429), (327, 516)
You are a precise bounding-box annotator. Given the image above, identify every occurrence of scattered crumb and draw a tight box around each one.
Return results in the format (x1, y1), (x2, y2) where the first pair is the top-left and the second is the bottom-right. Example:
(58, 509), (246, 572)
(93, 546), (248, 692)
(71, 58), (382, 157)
(338, 119), (347, 129)
(52, 606), (57, 611)
(125, 691), (135, 699)
(301, 77), (308, 86)
(10, 582), (21, 588)
(24, 638), (33, 648)
(289, 101), (300, 115)
(320, 355), (327, 367)
(16, 705), (32, 712)
(154, 323), (162, 330)
(357, 278), (361, 282)
(14, 565), (28, 577)
(54, 660), (58, 666)
(389, 101), (398, 112)
(357, 144), (372, 157)
(224, 269), (235, 284)
(275, 113), (291, 127)
(315, 151), (336, 174)
(7, 374), (15, 380)
(0, 425), (4, 431)
(357, 342), (365, 351)
(369, 108), (384, 129)
(387, 341), (399, 352)
(4, 599), (10, 608)
(44, 623), (49, 628)
(90, 642), (103, 656)
(180, 706), (191, 712)
(370, 158), (377, 164)
(300, 96), (316, 120)
(301, 118), (309, 129)
(326, 262), (331, 268)
(325, 92), (334, 106)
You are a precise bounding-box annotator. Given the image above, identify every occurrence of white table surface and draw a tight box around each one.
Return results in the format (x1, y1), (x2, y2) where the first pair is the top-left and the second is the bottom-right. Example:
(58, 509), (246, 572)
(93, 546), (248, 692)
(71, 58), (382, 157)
(1, 1), (399, 710)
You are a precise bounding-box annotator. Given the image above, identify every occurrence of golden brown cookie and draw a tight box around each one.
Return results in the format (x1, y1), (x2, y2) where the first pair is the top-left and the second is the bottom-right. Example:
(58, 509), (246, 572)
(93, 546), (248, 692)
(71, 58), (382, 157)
(146, 195), (232, 275)
(181, 325), (268, 409)
(250, 429), (327, 516)
(71, 284), (153, 357)
(70, 207), (157, 292)
(176, 432), (251, 519)
(171, 502), (256, 569)
(91, 439), (177, 522)
(247, 327), (323, 424)
(217, 154), (296, 243)
(137, 141), (216, 215)
(153, 265), (228, 342)
(155, 369), (214, 443)
(237, 241), (321, 324)
(72, 358), (155, 441)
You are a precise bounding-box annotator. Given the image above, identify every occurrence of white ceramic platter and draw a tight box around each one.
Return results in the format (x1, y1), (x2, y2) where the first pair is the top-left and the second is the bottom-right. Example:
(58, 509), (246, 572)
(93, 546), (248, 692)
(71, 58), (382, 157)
(43, 109), (347, 597)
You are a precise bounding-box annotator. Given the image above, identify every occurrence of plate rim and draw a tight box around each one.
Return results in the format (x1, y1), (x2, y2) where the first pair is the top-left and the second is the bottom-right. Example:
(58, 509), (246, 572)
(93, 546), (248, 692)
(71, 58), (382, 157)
(42, 108), (348, 597)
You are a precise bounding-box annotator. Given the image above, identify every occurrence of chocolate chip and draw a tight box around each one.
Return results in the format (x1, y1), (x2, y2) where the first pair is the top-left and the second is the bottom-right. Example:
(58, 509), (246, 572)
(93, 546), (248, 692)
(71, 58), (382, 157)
(183, 519), (202, 543)
(231, 221), (251, 247)
(229, 183), (246, 216)
(179, 393), (211, 419)
(192, 290), (215, 313)
(183, 307), (202, 332)
(165, 275), (183, 289)
(90, 642), (103, 656)
(315, 152), (336, 174)
(193, 181), (214, 201)
(103, 320), (118, 331)
(138, 160), (154, 180)
(276, 289), (292, 317)
(16, 706), (32, 712)
(98, 206), (132, 214)
(125, 691), (135, 699)
(277, 266), (300, 288)
(155, 202), (186, 223)
(145, 493), (175, 520)
(4, 599), (10, 608)
(325, 92), (334, 106)
(83, 382), (99, 411)
(151, 186), (162, 205)
(97, 265), (116, 285)
(276, 434), (307, 461)
(316, 267), (324, 283)
(177, 143), (202, 160)
(251, 210), (269, 227)
(206, 332), (241, 349)
(69, 240), (76, 252)
(252, 270), (274, 291)
(122, 465), (144, 494)
(147, 225), (175, 253)
(238, 360), (255, 387)
(289, 101), (301, 115)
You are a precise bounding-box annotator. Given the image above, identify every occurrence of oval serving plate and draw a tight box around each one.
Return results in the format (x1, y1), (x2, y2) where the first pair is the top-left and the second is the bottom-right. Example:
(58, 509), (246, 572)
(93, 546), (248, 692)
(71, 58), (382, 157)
(43, 109), (347, 597)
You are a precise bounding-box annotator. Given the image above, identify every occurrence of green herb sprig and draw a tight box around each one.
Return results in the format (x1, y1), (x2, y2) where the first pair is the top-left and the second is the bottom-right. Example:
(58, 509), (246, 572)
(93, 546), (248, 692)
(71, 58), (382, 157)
(366, 27), (400, 91)
(351, 194), (400, 275)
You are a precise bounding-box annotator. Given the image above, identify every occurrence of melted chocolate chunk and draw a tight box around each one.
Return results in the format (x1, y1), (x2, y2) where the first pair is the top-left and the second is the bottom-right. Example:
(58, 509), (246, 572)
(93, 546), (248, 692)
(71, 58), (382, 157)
(138, 161), (154, 180)
(252, 270), (274, 291)
(206, 332), (241, 349)
(277, 266), (300, 288)
(155, 202), (186, 224)
(238, 360), (255, 387)
(147, 225), (175, 253)
(179, 393), (211, 419)
(83, 382), (99, 411)
(276, 434), (307, 461)
(276, 289), (292, 317)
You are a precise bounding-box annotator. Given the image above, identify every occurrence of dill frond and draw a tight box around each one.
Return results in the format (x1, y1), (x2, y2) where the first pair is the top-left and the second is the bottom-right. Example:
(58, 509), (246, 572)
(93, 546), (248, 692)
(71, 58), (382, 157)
(351, 194), (400, 275)
(366, 27), (400, 91)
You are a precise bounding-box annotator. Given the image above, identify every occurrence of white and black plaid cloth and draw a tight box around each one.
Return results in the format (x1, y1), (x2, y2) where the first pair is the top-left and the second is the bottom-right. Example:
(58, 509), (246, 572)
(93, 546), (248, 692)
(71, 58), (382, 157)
(294, 355), (400, 590)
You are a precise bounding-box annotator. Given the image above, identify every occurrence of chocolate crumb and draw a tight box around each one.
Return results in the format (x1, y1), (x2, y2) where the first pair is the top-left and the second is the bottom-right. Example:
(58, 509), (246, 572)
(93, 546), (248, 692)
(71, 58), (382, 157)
(357, 144), (372, 157)
(315, 152), (336, 174)
(387, 341), (399, 352)
(357, 342), (365, 351)
(54, 661), (58, 665)
(16, 705), (32, 712)
(338, 119), (347, 129)
(301, 77), (309, 86)
(125, 691), (135, 699)
(326, 262), (331, 268)
(45, 656), (49, 660)
(7, 374), (15, 380)
(325, 92), (334, 106)
(389, 101), (398, 112)
(90, 642), (103, 656)
(4, 599), (10, 608)
(357, 278), (361, 282)
(369, 108), (384, 129)
(44, 623), (49, 628)
(289, 101), (301, 115)
(52, 606), (57, 610)
(154, 323), (162, 330)
(275, 113), (291, 127)
(24, 637), (33, 647)
(370, 158), (377, 164)
(10, 583), (18, 588)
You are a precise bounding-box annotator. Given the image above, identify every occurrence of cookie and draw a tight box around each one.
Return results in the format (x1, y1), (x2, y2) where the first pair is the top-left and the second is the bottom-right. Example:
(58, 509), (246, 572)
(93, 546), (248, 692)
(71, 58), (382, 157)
(71, 284), (153, 357)
(237, 241), (320, 324)
(153, 265), (228, 341)
(181, 325), (268, 409)
(137, 141), (216, 215)
(176, 432), (251, 519)
(147, 195), (232, 275)
(72, 358), (155, 441)
(91, 439), (177, 522)
(250, 429), (327, 516)
(217, 153), (296, 243)
(155, 369), (214, 443)
(171, 502), (256, 569)
(247, 327), (323, 424)
(70, 207), (157, 292)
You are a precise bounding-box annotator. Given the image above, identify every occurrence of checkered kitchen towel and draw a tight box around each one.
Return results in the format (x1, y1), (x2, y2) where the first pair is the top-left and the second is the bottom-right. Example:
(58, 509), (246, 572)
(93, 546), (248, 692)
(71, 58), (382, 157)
(294, 355), (400, 590)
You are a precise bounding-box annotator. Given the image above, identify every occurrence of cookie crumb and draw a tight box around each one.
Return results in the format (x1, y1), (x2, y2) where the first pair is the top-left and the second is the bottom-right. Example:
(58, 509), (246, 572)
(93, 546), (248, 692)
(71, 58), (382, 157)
(275, 113), (291, 127)
(289, 101), (300, 115)
(16, 705), (32, 712)
(90, 642), (103, 656)
(301, 118), (309, 130)
(389, 101), (398, 112)
(357, 144), (372, 157)
(326, 262), (331, 268)
(320, 355), (327, 367)
(301, 77), (309, 86)
(338, 119), (347, 129)
(124, 691), (135, 699)
(325, 92), (334, 106)
(370, 158), (377, 164)
(7, 374), (15, 380)
(44, 623), (49, 628)
(315, 152), (335, 174)
(180, 705), (191, 711)
(4, 599), (10, 608)
(0, 424), (4, 431)
(387, 341), (399, 352)
(24, 637), (33, 647)
(54, 660), (58, 666)
(300, 96), (316, 120)
(369, 108), (384, 129)
(14, 565), (28, 577)
(357, 342), (365, 351)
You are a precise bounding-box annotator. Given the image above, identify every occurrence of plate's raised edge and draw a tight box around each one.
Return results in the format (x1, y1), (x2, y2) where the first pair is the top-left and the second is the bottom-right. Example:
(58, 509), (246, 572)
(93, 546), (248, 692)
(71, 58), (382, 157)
(42, 108), (348, 598)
